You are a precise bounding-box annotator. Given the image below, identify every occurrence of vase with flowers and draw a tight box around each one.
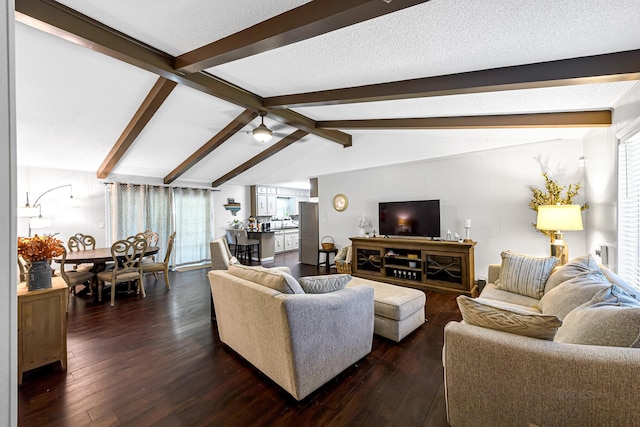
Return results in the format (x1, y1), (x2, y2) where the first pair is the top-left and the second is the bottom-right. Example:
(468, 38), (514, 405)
(17, 234), (65, 290)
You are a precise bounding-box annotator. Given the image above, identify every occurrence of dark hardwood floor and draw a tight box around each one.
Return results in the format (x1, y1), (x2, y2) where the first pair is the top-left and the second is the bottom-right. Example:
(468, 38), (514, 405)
(18, 252), (461, 426)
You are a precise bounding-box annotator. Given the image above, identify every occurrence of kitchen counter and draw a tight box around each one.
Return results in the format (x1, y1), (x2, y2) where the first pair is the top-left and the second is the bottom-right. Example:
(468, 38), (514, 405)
(247, 231), (275, 261)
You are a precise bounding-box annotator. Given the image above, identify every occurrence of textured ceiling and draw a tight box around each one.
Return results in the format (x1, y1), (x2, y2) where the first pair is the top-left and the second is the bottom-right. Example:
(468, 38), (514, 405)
(14, 0), (640, 188)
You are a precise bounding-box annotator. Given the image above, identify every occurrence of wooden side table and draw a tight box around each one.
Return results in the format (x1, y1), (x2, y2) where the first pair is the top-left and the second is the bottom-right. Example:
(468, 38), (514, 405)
(17, 277), (68, 385)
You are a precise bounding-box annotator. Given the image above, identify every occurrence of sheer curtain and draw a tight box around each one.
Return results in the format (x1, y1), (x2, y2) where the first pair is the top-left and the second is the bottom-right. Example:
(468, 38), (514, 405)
(172, 187), (214, 267)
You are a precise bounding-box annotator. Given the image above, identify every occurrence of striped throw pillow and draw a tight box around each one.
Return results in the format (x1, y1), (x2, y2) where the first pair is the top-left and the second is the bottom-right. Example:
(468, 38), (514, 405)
(495, 251), (559, 299)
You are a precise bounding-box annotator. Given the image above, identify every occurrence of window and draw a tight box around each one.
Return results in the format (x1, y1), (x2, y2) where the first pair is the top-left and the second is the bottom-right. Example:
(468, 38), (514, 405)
(108, 183), (214, 268)
(618, 124), (640, 287)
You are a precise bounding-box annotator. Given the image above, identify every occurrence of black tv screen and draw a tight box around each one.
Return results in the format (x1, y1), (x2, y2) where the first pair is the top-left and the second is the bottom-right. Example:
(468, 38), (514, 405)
(378, 200), (440, 238)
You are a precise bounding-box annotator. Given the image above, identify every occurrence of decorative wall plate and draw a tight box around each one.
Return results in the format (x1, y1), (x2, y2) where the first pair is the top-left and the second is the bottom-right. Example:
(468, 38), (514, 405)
(333, 194), (348, 212)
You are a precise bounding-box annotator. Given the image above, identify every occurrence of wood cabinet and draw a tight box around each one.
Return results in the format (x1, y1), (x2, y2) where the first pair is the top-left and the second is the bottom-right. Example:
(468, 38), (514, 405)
(17, 277), (68, 384)
(350, 237), (476, 295)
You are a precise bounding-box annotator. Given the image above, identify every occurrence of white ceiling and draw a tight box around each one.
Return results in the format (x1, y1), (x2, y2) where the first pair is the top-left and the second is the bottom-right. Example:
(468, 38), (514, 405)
(14, 0), (640, 188)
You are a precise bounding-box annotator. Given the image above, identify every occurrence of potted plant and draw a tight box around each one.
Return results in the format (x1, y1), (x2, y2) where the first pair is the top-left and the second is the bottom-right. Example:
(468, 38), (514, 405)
(17, 234), (64, 290)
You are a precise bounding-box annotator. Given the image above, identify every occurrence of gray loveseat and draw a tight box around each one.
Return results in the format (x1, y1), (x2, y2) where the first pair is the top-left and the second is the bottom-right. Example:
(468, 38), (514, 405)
(444, 252), (640, 427)
(208, 265), (374, 401)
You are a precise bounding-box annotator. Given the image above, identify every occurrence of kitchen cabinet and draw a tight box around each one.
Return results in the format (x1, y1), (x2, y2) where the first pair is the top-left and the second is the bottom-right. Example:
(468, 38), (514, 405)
(256, 194), (276, 216)
(284, 230), (299, 251)
(274, 231), (285, 253)
(251, 185), (310, 218)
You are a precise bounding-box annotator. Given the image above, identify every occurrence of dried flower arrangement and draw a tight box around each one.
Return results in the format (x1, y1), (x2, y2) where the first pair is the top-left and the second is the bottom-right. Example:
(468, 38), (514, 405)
(17, 234), (65, 262)
(529, 172), (589, 239)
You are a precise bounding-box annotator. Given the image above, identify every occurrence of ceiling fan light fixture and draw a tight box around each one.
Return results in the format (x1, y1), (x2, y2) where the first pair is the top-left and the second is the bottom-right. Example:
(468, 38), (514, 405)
(253, 112), (273, 142)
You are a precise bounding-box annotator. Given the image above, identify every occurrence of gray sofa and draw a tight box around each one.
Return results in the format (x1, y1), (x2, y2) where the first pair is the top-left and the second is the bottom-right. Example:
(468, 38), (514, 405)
(444, 252), (640, 427)
(207, 265), (374, 401)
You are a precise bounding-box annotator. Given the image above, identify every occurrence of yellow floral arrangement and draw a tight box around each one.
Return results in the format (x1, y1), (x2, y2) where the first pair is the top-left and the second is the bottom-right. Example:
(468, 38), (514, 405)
(17, 234), (65, 262)
(529, 172), (589, 239)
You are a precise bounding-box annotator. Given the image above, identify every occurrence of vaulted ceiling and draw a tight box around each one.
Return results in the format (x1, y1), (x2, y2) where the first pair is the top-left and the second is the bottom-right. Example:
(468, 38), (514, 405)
(14, 0), (640, 188)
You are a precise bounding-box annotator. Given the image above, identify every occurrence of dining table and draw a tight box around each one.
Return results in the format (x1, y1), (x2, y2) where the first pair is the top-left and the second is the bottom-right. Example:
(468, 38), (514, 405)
(54, 246), (159, 303)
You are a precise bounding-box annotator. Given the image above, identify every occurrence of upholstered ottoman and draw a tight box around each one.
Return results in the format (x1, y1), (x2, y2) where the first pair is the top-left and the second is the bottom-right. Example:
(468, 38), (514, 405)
(347, 277), (426, 342)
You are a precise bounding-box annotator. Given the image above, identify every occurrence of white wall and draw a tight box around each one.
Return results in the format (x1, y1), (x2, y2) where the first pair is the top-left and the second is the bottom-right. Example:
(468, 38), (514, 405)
(212, 184), (250, 240)
(318, 139), (587, 281)
(1, 0), (17, 423)
(583, 82), (640, 272)
(17, 166), (108, 247)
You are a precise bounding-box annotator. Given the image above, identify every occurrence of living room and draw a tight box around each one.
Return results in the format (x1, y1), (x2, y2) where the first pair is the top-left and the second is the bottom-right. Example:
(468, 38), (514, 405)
(3, 1), (640, 425)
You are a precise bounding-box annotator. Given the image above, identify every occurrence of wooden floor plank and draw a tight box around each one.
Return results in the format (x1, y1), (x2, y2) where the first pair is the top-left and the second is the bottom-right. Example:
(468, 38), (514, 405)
(18, 253), (457, 426)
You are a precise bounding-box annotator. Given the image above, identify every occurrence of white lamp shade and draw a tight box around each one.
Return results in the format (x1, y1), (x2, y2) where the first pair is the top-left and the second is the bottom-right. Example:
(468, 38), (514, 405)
(30, 217), (52, 229)
(536, 205), (584, 231)
(252, 124), (273, 142)
(18, 206), (40, 218)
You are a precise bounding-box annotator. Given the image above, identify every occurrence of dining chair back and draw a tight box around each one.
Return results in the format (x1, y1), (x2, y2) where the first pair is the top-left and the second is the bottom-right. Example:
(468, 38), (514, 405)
(68, 233), (96, 251)
(142, 231), (176, 289)
(67, 233), (97, 273)
(18, 255), (29, 283)
(96, 235), (147, 306)
(59, 247), (96, 309)
(143, 230), (159, 247)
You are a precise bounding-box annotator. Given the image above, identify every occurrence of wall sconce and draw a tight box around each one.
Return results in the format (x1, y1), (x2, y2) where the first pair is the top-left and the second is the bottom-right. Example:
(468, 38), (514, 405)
(18, 184), (80, 235)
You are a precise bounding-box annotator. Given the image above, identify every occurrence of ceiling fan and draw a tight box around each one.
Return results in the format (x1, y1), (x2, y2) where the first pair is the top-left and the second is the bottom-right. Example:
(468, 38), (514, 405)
(252, 111), (273, 142)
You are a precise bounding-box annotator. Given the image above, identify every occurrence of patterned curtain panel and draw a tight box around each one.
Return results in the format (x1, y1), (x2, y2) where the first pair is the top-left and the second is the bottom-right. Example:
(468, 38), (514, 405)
(172, 187), (214, 267)
(146, 186), (174, 264)
(109, 183), (147, 242)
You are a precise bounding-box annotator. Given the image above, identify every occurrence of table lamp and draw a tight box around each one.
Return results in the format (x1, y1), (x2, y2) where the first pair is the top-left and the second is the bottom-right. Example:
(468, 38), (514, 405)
(536, 204), (583, 264)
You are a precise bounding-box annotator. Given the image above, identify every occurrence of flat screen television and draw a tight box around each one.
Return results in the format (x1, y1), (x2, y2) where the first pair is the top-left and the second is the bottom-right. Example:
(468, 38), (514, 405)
(378, 199), (440, 238)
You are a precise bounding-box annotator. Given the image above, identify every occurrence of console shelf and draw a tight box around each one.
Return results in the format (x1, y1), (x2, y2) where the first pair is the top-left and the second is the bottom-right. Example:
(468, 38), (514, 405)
(350, 237), (476, 295)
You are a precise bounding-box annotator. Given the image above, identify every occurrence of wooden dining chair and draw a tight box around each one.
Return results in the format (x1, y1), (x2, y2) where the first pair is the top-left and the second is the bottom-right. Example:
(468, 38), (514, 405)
(141, 230), (160, 278)
(17, 254), (29, 283)
(67, 233), (97, 273)
(142, 231), (176, 289)
(96, 235), (147, 306)
(59, 247), (96, 309)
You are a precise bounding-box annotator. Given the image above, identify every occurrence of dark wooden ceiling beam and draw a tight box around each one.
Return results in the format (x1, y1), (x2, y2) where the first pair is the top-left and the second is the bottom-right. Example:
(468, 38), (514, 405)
(96, 77), (177, 179)
(265, 50), (640, 108)
(164, 110), (258, 184)
(318, 110), (612, 129)
(212, 130), (309, 187)
(15, 0), (351, 148)
(174, 0), (429, 74)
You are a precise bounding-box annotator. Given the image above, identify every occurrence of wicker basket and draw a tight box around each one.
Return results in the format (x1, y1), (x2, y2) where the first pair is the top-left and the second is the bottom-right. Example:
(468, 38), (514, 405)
(321, 236), (335, 250)
(335, 261), (352, 274)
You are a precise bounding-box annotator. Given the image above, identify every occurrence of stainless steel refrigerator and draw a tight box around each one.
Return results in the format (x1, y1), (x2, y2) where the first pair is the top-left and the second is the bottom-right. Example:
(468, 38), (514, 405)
(299, 201), (319, 265)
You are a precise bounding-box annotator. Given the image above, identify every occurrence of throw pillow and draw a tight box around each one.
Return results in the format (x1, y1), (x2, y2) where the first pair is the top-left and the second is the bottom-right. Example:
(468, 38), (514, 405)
(494, 251), (559, 299)
(544, 254), (602, 294)
(538, 270), (611, 320)
(554, 285), (640, 347)
(456, 295), (562, 340)
(599, 267), (640, 300)
(228, 265), (304, 294)
(298, 274), (351, 294)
